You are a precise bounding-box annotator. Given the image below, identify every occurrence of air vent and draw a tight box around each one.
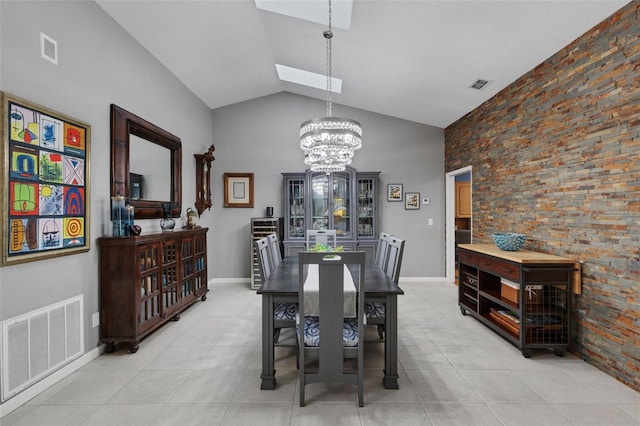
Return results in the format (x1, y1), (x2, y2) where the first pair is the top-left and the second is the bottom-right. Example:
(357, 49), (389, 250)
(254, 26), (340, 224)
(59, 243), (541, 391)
(40, 33), (58, 66)
(470, 79), (491, 90)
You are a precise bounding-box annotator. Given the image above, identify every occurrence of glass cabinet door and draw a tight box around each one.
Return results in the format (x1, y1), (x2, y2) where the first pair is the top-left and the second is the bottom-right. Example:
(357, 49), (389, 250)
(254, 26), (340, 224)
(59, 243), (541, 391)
(286, 176), (305, 239)
(357, 176), (376, 239)
(332, 172), (351, 238)
(309, 171), (352, 238)
(310, 173), (329, 230)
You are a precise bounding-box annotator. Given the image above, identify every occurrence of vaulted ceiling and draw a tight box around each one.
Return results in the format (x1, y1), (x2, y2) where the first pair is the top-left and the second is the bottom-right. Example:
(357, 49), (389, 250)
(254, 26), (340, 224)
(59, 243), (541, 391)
(96, 0), (627, 128)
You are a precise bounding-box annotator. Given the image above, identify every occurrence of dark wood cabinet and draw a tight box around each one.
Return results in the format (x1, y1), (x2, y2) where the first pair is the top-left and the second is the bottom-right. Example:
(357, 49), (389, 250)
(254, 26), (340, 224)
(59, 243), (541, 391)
(98, 228), (208, 353)
(458, 244), (573, 358)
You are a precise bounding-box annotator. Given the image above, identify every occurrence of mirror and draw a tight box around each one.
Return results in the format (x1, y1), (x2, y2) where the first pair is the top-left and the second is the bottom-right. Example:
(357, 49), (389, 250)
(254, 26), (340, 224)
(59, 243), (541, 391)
(111, 104), (182, 219)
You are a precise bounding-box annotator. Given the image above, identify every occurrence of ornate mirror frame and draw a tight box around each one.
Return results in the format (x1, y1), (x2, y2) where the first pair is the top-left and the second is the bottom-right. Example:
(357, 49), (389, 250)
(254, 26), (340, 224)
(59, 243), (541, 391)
(194, 144), (215, 216)
(110, 104), (182, 219)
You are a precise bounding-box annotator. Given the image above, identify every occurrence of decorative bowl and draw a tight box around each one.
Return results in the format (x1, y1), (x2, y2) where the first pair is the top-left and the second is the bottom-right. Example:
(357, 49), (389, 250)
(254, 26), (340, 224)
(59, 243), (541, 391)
(492, 232), (526, 251)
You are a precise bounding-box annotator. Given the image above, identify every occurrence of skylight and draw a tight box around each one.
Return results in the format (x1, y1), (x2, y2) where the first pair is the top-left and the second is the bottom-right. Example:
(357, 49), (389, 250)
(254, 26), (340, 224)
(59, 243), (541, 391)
(276, 64), (342, 93)
(255, 0), (353, 29)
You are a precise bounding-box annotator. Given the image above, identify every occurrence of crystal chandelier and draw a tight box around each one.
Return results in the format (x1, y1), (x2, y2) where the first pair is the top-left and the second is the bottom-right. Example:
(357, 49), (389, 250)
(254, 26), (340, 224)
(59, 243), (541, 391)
(300, 0), (362, 174)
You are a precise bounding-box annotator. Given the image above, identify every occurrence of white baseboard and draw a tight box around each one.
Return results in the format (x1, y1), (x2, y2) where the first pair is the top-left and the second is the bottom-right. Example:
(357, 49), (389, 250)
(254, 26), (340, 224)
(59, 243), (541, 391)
(0, 345), (104, 419)
(399, 276), (448, 283)
(208, 278), (251, 285)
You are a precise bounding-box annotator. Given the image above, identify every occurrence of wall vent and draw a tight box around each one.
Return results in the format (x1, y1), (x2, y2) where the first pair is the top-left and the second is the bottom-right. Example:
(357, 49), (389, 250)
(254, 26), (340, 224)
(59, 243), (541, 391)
(470, 78), (491, 90)
(1, 296), (84, 402)
(40, 32), (58, 65)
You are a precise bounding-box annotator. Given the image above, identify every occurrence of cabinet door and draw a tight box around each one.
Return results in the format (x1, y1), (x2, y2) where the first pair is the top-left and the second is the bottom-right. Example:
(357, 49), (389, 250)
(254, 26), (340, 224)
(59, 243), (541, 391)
(456, 182), (471, 218)
(284, 175), (306, 239)
(309, 171), (352, 238)
(138, 243), (162, 333)
(181, 236), (196, 300)
(357, 176), (377, 239)
(193, 231), (208, 296)
(161, 238), (180, 317)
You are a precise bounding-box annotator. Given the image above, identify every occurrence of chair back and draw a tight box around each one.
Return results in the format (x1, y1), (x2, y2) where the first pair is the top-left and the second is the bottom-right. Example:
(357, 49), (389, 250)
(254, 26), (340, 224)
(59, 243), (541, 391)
(375, 232), (392, 270)
(298, 251), (365, 406)
(384, 236), (405, 283)
(305, 229), (337, 249)
(254, 237), (273, 283)
(267, 233), (282, 268)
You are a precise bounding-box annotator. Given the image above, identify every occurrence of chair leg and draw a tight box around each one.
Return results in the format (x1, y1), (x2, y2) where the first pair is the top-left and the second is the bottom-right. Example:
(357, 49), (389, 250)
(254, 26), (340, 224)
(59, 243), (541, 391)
(274, 327), (281, 343)
(377, 324), (385, 340)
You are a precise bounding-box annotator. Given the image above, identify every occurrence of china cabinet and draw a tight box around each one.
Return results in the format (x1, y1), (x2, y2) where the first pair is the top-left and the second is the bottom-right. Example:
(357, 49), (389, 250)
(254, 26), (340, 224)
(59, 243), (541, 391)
(282, 168), (379, 258)
(98, 228), (208, 353)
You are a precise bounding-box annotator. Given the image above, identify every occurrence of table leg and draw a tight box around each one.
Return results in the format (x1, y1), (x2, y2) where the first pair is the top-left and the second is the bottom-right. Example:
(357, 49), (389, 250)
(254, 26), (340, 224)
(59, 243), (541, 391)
(383, 294), (399, 389)
(260, 294), (276, 390)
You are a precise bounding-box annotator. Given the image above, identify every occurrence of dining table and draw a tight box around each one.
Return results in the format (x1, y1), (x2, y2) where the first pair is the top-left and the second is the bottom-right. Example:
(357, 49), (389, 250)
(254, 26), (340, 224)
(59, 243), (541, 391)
(257, 254), (404, 390)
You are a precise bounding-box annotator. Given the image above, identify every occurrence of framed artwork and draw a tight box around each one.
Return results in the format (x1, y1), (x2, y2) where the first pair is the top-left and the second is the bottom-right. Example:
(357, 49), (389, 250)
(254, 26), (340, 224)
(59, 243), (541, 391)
(223, 172), (254, 208)
(405, 192), (420, 210)
(1, 92), (91, 266)
(387, 183), (403, 202)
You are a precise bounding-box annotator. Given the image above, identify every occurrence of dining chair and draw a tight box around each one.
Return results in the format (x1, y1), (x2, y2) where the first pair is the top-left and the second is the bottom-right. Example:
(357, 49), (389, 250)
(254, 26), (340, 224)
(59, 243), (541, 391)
(255, 237), (297, 343)
(305, 229), (337, 249)
(374, 232), (392, 270)
(267, 233), (282, 269)
(365, 236), (405, 340)
(298, 251), (365, 407)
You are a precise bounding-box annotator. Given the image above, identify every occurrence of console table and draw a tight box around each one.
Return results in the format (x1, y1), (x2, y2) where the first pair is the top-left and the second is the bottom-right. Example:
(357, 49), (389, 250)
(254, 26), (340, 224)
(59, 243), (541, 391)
(458, 244), (574, 358)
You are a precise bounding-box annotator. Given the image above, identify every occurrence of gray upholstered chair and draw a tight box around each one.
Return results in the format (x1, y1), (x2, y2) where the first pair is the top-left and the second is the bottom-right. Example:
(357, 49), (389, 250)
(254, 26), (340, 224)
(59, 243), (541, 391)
(267, 233), (282, 269)
(374, 232), (392, 270)
(365, 235), (405, 340)
(298, 251), (365, 407)
(255, 237), (296, 343)
(305, 229), (337, 249)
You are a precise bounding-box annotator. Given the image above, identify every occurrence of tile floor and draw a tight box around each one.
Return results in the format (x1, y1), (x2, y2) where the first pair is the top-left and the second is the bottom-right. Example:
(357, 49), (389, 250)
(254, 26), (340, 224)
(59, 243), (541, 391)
(2, 280), (640, 425)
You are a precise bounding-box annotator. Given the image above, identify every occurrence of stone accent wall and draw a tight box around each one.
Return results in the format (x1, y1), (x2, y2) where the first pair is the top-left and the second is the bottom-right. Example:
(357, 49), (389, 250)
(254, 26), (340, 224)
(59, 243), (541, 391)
(445, 2), (639, 391)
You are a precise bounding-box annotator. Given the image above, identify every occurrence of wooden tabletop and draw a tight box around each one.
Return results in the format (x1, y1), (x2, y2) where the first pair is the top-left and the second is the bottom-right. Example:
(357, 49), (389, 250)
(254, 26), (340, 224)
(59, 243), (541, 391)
(458, 243), (574, 264)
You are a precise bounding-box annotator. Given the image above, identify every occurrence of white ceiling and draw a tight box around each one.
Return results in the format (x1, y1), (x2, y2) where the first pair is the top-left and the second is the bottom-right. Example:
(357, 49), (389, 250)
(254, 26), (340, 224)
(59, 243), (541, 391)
(96, 0), (627, 129)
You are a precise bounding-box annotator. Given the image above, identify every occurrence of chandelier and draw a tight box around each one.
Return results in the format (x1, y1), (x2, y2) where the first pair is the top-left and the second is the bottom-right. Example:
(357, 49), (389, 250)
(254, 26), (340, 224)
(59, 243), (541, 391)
(300, 0), (362, 174)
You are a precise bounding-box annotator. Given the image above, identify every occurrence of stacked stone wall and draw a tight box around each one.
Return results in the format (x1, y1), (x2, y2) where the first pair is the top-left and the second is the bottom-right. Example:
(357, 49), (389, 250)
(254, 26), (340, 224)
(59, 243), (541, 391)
(445, 2), (639, 391)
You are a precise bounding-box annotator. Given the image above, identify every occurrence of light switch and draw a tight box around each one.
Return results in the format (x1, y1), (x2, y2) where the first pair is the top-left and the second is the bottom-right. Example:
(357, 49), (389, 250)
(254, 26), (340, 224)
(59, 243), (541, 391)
(427, 218), (434, 226)
(422, 198), (430, 205)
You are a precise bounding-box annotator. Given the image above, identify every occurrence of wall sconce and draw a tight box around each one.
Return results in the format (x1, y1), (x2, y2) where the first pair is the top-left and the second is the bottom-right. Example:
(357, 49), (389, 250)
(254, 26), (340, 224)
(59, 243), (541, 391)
(194, 144), (215, 216)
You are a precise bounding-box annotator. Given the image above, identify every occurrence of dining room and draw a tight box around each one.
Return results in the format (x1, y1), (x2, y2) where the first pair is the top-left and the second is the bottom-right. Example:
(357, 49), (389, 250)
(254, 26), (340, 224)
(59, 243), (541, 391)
(1, 0), (640, 422)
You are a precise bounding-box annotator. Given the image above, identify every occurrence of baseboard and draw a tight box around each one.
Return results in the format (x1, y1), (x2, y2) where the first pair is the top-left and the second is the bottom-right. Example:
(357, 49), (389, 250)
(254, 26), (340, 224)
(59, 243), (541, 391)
(208, 278), (251, 285)
(399, 276), (448, 283)
(0, 345), (104, 419)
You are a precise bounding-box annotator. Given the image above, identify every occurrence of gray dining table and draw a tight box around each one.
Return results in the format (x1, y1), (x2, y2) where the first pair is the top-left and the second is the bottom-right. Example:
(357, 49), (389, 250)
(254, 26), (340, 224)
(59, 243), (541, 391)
(257, 254), (404, 390)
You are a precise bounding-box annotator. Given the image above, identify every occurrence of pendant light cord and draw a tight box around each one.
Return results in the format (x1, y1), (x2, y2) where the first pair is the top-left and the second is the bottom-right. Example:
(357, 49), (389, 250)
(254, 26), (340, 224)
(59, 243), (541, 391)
(325, 0), (333, 117)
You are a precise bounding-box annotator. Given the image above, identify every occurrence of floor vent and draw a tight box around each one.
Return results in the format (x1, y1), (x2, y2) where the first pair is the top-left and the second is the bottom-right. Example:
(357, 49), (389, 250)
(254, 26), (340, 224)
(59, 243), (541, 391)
(1, 296), (84, 402)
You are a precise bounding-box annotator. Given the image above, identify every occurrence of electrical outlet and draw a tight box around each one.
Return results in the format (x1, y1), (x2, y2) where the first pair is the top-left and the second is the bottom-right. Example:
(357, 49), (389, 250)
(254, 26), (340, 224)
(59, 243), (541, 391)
(92, 312), (100, 328)
(427, 218), (434, 226)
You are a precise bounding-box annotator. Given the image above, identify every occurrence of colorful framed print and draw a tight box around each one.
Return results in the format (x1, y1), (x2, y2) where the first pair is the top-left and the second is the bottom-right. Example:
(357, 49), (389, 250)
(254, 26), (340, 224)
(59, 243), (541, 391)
(387, 183), (403, 202)
(223, 173), (254, 208)
(1, 92), (91, 266)
(405, 192), (420, 210)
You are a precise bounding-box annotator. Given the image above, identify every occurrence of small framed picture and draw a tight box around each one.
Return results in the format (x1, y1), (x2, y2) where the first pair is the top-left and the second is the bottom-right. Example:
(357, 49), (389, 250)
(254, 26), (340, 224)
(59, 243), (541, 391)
(223, 173), (254, 208)
(387, 183), (403, 202)
(405, 192), (420, 210)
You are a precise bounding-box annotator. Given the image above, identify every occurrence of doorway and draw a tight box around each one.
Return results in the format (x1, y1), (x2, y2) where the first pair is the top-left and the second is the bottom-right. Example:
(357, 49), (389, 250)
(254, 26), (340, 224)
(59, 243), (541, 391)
(445, 166), (472, 282)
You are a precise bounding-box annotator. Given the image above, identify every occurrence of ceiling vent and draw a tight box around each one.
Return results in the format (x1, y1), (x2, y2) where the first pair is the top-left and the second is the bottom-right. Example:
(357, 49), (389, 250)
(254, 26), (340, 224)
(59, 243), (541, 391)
(470, 79), (490, 90)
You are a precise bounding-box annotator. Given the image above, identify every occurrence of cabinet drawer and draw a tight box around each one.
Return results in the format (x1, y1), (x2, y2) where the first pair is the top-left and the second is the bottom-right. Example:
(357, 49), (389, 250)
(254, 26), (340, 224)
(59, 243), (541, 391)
(459, 250), (520, 282)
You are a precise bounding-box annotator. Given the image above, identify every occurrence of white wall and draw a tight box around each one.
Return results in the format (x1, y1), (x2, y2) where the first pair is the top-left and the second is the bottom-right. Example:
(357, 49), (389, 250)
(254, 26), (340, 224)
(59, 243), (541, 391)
(208, 92), (445, 278)
(0, 0), (213, 362)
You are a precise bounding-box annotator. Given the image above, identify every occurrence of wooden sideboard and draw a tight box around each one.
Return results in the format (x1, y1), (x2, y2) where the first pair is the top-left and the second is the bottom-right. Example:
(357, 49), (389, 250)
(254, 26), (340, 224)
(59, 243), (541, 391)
(458, 243), (574, 358)
(98, 227), (208, 353)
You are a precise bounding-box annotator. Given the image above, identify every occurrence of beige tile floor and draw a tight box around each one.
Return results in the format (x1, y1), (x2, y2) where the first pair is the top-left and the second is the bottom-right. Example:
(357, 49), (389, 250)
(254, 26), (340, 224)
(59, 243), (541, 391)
(3, 280), (640, 426)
